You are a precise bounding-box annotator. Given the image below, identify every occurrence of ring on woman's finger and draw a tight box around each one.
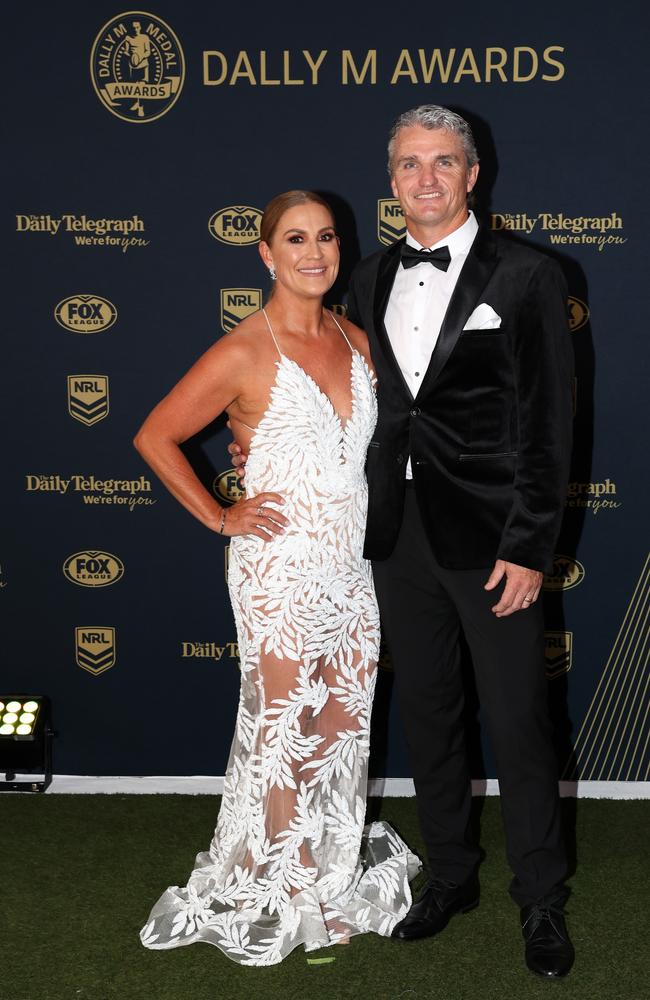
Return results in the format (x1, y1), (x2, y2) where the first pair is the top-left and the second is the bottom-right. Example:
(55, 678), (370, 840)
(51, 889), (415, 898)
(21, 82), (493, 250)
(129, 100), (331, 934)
(256, 506), (265, 516)
(523, 596), (533, 603)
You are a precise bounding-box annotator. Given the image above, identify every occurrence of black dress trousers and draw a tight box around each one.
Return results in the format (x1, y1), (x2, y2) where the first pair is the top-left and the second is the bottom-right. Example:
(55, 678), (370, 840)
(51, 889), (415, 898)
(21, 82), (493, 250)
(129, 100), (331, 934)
(372, 486), (567, 906)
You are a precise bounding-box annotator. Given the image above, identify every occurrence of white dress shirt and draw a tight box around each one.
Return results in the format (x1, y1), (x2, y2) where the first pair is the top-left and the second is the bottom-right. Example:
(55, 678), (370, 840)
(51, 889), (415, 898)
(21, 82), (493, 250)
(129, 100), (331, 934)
(384, 210), (479, 478)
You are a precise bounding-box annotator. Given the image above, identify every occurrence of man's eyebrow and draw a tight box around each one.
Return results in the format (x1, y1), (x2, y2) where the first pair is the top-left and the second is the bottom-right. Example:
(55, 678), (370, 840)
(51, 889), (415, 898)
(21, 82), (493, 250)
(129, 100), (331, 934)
(396, 152), (460, 163)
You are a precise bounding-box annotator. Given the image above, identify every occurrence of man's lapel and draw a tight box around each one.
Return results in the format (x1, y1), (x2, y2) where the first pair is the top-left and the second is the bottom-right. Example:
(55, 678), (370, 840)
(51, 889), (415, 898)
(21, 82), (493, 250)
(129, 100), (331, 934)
(415, 226), (500, 399)
(372, 238), (414, 401)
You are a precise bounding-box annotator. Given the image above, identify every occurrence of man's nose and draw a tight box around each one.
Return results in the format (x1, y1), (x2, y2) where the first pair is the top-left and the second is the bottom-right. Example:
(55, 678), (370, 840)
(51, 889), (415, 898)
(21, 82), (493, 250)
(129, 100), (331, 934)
(420, 163), (438, 186)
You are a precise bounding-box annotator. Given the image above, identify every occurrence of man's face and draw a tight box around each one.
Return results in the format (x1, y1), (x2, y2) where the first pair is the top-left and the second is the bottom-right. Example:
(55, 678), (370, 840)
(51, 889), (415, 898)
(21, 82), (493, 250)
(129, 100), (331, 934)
(390, 126), (479, 242)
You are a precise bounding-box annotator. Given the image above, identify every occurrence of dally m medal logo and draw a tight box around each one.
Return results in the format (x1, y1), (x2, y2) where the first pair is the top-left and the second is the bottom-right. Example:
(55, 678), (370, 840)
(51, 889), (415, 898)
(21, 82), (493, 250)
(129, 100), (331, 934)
(544, 631), (573, 679)
(91, 12), (185, 123)
(543, 555), (585, 592)
(67, 376), (110, 426)
(63, 551), (125, 588)
(213, 470), (244, 506)
(75, 627), (116, 675)
(220, 288), (262, 333)
(378, 199), (405, 246)
(208, 206), (262, 246)
(567, 296), (590, 332)
(55, 295), (117, 333)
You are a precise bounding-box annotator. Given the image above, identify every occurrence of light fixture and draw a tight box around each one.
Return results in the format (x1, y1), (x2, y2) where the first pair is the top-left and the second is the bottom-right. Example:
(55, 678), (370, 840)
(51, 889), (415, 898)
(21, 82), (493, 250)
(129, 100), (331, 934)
(0, 695), (53, 792)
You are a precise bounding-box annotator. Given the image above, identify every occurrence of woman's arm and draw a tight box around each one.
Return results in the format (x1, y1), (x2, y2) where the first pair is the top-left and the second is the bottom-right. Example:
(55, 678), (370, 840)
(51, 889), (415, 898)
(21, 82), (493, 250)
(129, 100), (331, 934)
(134, 334), (287, 539)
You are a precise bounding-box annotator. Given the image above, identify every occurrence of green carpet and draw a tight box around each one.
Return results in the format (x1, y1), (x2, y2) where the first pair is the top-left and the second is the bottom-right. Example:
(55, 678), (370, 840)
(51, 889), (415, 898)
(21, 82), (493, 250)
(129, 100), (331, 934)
(1, 795), (648, 1000)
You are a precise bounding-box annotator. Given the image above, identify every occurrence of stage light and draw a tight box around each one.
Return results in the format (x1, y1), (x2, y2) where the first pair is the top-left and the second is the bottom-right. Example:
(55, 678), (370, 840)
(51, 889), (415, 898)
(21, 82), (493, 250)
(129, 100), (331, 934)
(0, 695), (53, 793)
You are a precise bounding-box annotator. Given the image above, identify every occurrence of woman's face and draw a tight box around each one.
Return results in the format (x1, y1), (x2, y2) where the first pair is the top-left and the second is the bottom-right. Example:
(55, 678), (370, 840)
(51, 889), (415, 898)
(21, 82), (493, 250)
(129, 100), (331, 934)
(260, 202), (339, 299)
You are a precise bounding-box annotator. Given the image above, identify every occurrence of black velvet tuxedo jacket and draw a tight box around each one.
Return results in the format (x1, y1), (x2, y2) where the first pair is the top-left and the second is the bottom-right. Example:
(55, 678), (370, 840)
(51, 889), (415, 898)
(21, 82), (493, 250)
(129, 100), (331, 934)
(347, 225), (574, 572)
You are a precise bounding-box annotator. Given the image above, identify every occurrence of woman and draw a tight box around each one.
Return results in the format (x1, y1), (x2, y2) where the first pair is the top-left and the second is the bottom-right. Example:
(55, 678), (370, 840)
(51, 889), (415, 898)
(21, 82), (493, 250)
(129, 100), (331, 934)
(136, 191), (419, 966)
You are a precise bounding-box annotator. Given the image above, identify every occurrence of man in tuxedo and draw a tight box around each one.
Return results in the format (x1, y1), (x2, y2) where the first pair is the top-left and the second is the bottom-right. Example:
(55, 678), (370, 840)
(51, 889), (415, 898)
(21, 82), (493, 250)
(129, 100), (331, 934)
(346, 105), (574, 978)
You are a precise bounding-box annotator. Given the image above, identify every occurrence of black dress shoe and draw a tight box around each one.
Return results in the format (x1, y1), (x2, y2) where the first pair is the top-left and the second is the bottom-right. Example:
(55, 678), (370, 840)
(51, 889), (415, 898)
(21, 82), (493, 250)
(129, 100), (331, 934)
(391, 875), (479, 941)
(521, 901), (575, 978)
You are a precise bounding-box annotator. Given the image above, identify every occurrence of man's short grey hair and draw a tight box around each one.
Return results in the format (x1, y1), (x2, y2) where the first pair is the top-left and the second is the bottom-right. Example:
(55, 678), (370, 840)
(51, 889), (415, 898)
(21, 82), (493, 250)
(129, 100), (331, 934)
(387, 105), (479, 173)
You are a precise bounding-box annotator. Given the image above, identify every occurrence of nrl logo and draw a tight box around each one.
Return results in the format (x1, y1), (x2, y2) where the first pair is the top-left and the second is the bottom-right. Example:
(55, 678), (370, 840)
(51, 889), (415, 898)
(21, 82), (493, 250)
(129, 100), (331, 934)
(220, 288), (262, 333)
(378, 198), (405, 246)
(67, 375), (109, 426)
(75, 627), (116, 675)
(544, 631), (573, 679)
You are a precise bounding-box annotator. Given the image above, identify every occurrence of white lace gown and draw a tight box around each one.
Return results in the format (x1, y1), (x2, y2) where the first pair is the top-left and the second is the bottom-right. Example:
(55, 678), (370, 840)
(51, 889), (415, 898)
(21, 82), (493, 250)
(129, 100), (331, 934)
(140, 311), (420, 966)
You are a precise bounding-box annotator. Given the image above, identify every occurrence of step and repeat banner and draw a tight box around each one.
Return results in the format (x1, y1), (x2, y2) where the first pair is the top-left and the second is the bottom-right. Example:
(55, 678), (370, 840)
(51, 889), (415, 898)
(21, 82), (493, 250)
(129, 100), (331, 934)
(3, 1), (647, 780)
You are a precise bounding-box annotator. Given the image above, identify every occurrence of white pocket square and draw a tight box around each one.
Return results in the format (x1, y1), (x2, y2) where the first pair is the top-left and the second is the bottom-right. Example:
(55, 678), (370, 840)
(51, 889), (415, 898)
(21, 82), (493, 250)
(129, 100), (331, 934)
(462, 303), (502, 331)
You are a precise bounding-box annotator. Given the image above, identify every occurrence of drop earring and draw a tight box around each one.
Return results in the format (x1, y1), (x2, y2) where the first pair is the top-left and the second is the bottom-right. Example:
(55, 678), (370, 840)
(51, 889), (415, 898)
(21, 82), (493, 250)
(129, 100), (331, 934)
(269, 266), (276, 281)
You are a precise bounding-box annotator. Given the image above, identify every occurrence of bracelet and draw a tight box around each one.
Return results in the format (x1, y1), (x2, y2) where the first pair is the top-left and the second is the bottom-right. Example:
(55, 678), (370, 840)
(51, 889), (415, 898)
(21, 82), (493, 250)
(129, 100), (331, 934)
(218, 508), (227, 534)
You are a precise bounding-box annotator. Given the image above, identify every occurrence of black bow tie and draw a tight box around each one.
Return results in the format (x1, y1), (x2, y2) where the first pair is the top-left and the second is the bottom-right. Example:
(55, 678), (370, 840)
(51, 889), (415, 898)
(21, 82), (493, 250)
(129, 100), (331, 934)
(400, 244), (451, 272)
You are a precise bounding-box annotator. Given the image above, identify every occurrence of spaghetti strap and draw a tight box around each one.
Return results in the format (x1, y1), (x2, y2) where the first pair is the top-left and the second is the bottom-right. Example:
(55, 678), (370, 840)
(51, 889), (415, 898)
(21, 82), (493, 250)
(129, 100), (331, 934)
(261, 308), (283, 359)
(328, 310), (354, 353)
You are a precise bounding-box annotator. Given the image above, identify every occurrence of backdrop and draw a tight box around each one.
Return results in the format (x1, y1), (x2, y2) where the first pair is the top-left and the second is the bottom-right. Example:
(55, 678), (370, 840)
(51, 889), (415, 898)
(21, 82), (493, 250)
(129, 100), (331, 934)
(3, 0), (648, 782)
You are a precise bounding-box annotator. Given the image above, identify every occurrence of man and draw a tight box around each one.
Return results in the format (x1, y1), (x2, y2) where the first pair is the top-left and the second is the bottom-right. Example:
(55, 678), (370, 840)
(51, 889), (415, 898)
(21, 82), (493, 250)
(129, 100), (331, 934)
(230, 105), (575, 977)
(347, 105), (574, 978)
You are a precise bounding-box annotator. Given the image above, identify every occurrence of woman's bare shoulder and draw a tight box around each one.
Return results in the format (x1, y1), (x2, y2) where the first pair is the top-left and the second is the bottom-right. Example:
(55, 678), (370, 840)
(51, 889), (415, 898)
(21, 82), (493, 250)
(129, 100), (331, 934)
(333, 313), (373, 367)
(205, 310), (274, 368)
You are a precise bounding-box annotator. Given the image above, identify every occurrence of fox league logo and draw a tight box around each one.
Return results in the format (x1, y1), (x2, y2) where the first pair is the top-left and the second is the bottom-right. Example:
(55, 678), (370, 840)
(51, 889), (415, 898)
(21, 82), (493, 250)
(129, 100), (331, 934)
(67, 376), (109, 426)
(75, 627), (116, 675)
(213, 470), (244, 505)
(63, 551), (124, 588)
(567, 296), (590, 332)
(220, 289), (262, 333)
(543, 555), (585, 591)
(378, 198), (405, 245)
(208, 207), (262, 245)
(55, 295), (117, 333)
(91, 12), (185, 123)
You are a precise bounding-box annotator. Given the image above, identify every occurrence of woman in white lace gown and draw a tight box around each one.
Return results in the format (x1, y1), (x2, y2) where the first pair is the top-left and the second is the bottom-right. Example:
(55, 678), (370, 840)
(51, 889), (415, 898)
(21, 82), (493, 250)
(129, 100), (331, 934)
(135, 191), (419, 966)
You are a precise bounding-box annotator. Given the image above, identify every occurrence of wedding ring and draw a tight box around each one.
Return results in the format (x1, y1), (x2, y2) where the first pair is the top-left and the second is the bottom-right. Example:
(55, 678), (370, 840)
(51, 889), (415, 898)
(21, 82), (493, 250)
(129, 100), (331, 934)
(523, 597), (532, 603)
(257, 506), (265, 516)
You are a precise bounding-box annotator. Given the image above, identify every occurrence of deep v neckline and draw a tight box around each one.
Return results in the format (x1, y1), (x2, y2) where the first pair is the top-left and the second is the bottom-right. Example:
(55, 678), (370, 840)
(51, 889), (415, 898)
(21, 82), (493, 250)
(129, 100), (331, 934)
(281, 352), (357, 432)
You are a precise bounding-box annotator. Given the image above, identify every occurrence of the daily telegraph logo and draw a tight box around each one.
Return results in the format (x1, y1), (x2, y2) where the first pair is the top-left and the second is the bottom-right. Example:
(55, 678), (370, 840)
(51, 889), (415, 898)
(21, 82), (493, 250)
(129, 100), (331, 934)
(567, 296), (589, 332)
(67, 376), (109, 426)
(543, 555), (585, 592)
(91, 12), (185, 122)
(181, 641), (239, 661)
(220, 288), (262, 333)
(63, 551), (125, 588)
(491, 213), (626, 251)
(544, 631), (573, 680)
(566, 480), (621, 515)
(55, 295), (117, 334)
(208, 206), (263, 245)
(75, 627), (116, 675)
(378, 199), (405, 246)
(25, 474), (156, 511)
(213, 470), (244, 506)
(16, 215), (148, 251)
